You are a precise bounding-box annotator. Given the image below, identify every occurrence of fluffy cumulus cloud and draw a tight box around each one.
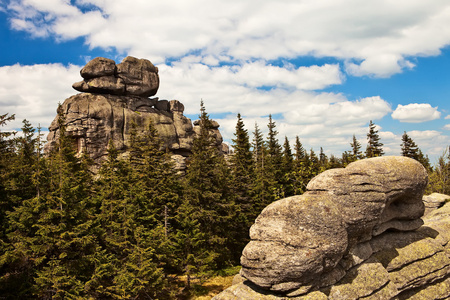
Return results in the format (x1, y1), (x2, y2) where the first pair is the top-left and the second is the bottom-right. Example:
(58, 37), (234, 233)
(155, 58), (393, 156)
(391, 103), (441, 123)
(5, 0), (450, 77)
(0, 63), (79, 131)
(2, 0), (450, 160)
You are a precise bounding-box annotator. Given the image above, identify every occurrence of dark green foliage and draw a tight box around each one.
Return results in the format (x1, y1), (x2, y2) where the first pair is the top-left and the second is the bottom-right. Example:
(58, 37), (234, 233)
(180, 101), (236, 278)
(251, 117), (281, 212)
(251, 122), (274, 212)
(1, 109), (445, 299)
(427, 147), (450, 195)
(229, 114), (256, 256)
(280, 136), (295, 197)
(266, 115), (283, 181)
(401, 131), (430, 170)
(291, 136), (309, 194)
(365, 120), (384, 157)
(4, 108), (98, 299)
(319, 147), (328, 171)
(91, 120), (176, 299)
(349, 134), (363, 162)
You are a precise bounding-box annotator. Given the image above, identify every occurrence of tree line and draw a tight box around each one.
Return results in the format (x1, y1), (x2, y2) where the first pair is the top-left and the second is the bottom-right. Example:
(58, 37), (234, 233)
(0, 106), (449, 299)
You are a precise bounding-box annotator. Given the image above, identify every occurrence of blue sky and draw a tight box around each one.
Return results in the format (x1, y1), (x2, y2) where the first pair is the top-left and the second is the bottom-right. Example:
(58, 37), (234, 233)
(0, 0), (449, 163)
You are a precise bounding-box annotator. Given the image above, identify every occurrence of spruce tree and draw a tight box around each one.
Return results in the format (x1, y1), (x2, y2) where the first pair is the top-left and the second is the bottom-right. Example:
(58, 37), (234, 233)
(400, 131), (430, 169)
(319, 147), (328, 171)
(91, 120), (175, 298)
(230, 113), (255, 251)
(6, 107), (98, 299)
(349, 134), (363, 162)
(328, 154), (343, 168)
(292, 136), (308, 194)
(180, 101), (235, 273)
(401, 131), (418, 158)
(0, 113), (16, 232)
(365, 120), (384, 157)
(309, 148), (320, 178)
(280, 137), (295, 197)
(265, 115), (283, 199)
(251, 123), (274, 215)
(428, 147), (450, 194)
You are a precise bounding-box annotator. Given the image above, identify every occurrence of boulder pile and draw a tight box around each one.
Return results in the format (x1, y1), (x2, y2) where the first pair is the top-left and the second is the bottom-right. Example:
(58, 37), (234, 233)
(214, 156), (450, 299)
(45, 56), (224, 170)
(72, 56), (159, 97)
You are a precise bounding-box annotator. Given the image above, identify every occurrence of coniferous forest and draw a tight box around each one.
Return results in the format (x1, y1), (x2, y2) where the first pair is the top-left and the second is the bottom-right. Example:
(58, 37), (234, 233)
(0, 104), (449, 299)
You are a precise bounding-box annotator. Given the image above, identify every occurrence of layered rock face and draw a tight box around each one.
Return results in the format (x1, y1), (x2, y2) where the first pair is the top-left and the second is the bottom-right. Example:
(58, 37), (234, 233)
(45, 56), (224, 170)
(214, 156), (450, 299)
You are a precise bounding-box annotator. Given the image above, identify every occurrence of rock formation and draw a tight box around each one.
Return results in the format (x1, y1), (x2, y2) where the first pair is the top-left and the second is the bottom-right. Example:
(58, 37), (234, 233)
(214, 156), (450, 299)
(45, 56), (224, 170)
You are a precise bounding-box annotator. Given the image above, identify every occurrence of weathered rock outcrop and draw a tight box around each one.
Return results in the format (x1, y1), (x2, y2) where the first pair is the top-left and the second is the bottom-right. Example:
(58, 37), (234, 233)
(214, 156), (450, 299)
(423, 193), (450, 216)
(72, 56), (159, 97)
(45, 56), (224, 170)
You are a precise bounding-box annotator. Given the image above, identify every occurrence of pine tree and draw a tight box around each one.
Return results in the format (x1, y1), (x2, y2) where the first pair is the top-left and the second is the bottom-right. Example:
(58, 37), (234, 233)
(319, 147), (328, 171)
(265, 115), (283, 199)
(280, 137), (295, 197)
(309, 148), (320, 178)
(365, 120), (384, 157)
(349, 134), (363, 162)
(401, 131), (418, 158)
(230, 113), (255, 251)
(341, 151), (351, 166)
(294, 136), (306, 163)
(328, 154), (343, 168)
(252, 122), (265, 169)
(91, 119), (176, 298)
(6, 108), (98, 298)
(292, 136), (308, 194)
(401, 131), (430, 170)
(251, 123), (274, 214)
(266, 115), (283, 168)
(428, 147), (450, 194)
(180, 101), (235, 274)
(172, 198), (214, 293)
(6, 120), (39, 203)
(0, 113), (16, 230)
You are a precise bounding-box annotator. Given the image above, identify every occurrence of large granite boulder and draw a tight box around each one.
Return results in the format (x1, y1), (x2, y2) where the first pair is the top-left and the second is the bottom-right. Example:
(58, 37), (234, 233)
(45, 56), (224, 171)
(214, 157), (450, 299)
(73, 56), (159, 97)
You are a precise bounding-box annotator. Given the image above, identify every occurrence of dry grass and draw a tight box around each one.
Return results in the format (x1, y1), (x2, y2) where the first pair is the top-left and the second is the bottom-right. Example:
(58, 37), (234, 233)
(191, 275), (235, 300)
(172, 267), (240, 300)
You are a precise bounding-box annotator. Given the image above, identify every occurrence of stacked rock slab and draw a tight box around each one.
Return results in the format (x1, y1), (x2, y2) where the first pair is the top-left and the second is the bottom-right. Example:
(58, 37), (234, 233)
(45, 56), (224, 170)
(213, 156), (450, 299)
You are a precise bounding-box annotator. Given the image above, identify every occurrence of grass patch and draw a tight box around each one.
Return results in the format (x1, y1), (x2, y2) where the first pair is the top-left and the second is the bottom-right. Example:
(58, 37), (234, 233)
(174, 266), (241, 300)
(191, 273), (236, 300)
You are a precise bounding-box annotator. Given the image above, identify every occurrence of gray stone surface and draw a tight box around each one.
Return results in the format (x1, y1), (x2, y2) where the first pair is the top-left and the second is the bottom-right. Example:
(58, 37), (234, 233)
(73, 56), (159, 97)
(47, 57), (225, 171)
(215, 158), (450, 300)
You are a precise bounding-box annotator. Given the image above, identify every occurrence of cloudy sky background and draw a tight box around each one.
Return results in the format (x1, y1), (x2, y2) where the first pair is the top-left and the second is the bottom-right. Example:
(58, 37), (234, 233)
(1, 0), (449, 162)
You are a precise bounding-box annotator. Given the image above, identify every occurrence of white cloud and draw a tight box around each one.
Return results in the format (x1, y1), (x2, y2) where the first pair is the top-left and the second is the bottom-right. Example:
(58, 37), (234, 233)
(3, 0), (450, 162)
(391, 103), (441, 123)
(444, 124), (450, 130)
(6, 0), (450, 77)
(157, 61), (344, 116)
(0, 63), (80, 131)
(445, 115), (450, 119)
